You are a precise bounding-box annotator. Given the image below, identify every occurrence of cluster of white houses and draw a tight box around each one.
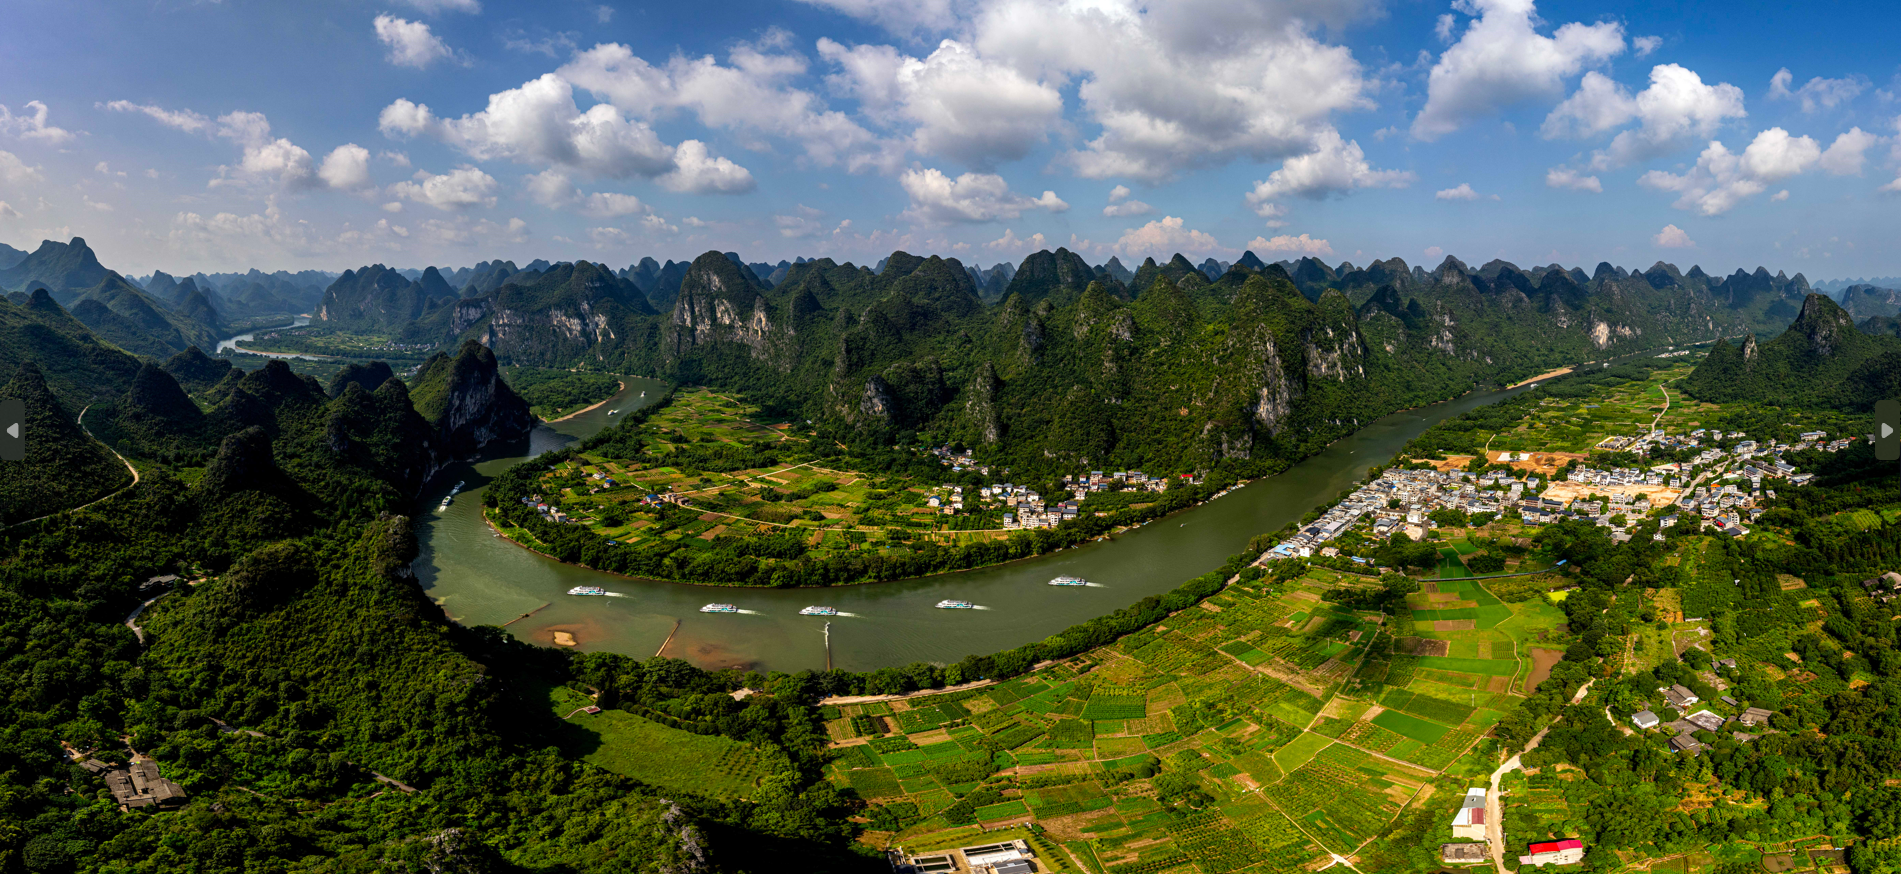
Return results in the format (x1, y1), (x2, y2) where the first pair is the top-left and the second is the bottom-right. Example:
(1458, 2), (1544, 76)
(1265, 422), (1842, 559)
(927, 469), (1182, 530)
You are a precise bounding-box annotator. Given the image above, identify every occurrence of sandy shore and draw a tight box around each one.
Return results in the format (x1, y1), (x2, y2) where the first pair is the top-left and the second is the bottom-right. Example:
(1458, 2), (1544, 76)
(1508, 366), (1574, 389)
(546, 381), (626, 424)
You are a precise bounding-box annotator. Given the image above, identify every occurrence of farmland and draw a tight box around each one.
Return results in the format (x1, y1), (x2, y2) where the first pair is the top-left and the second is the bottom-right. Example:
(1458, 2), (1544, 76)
(545, 685), (779, 799)
(500, 388), (1024, 565)
(825, 562), (1573, 870)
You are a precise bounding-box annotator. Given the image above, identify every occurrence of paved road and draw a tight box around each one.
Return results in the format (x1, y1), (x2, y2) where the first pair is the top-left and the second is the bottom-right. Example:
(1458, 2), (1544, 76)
(1486, 679), (1594, 874)
(1, 404), (140, 531)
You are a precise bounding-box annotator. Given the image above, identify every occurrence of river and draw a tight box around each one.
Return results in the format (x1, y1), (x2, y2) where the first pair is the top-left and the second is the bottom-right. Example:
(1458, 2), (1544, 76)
(215, 316), (322, 359)
(410, 375), (1554, 675)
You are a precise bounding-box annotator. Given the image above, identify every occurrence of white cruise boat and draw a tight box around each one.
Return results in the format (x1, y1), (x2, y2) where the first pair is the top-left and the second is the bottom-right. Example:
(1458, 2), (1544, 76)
(701, 603), (739, 613)
(936, 600), (974, 609)
(799, 606), (838, 616)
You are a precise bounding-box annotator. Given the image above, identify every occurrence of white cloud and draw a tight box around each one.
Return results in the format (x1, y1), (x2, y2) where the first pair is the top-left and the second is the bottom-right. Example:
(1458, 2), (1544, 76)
(1113, 216), (1222, 258)
(101, 100), (211, 133)
(589, 226), (631, 247)
(400, 0), (480, 13)
(1423, 245), (1445, 261)
(1881, 175), (1901, 194)
(1254, 202), (1289, 227)
(1653, 224), (1694, 247)
(1769, 68), (1867, 113)
(210, 112), (318, 191)
(379, 75), (679, 180)
(318, 144), (375, 190)
(415, 216), (530, 246)
(595, 5), (614, 23)
(899, 167), (1067, 223)
(375, 15), (457, 69)
(818, 37), (1061, 170)
(1632, 35), (1661, 56)
(0, 101), (74, 145)
(1249, 233), (1333, 256)
(524, 169), (651, 217)
(1412, 0), (1624, 141)
(1639, 128), (1821, 215)
(1545, 166), (1602, 192)
(561, 40), (890, 171)
(0, 202), (20, 219)
(985, 228), (1050, 251)
(792, 0), (964, 35)
(774, 204), (829, 238)
(502, 29), (578, 57)
(379, 150), (411, 167)
(1435, 183), (1483, 200)
(640, 213), (678, 234)
(1542, 64), (1745, 168)
(94, 161), (125, 177)
(388, 165), (500, 210)
(657, 140), (756, 194)
(1818, 127), (1876, 175)
(1243, 129), (1412, 217)
(1103, 184), (1152, 216)
(1770, 189), (1789, 202)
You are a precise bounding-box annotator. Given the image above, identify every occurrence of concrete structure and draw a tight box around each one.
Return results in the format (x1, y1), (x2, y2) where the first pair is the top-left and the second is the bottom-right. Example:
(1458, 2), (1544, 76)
(1739, 707), (1775, 727)
(1631, 710), (1660, 729)
(101, 756), (187, 809)
(956, 840), (1038, 874)
(1450, 787), (1488, 840)
(1684, 710), (1727, 733)
(1520, 839), (1585, 867)
(1442, 842), (1490, 865)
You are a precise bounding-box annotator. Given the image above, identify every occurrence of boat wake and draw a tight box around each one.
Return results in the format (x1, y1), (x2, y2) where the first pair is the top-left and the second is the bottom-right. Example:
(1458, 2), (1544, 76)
(1084, 582), (1108, 588)
(834, 611), (863, 618)
(737, 609), (763, 615)
(604, 592), (630, 598)
(969, 605), (992, 610)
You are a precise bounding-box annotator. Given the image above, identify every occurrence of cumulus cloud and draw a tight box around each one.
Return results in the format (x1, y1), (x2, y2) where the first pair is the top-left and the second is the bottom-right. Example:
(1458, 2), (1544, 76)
(318, 144), (375, 190)
(209, 112), (318, 190)
(523, 169), (650, 216)
(1542, 64), (1745, 168)
(1632, 35), (1661, 56)
(0, 202), (20, 219)
(561, 39), (890, 171)
(985, 228), (1050, 251)
(1818, 127), (1876, 175)
(657, 140), (756, 194)
(0, 151), (43, 185)
(1412, 0), (1624, 141)
(1435, 183), (1486, 200)
(1243, 129), (1412, 216)
(1545, 166), (1602, 192)
(1639, 128), (1821, 215)
(818, 37), (1061, 170)
(0, 101), (74, 144)
(899, 167), (1067, 223)
(1653, 224), (1694, 247)
(375, 15), (458, 68)
(389, 165), (500, 210)
(1770, 189), (1790, 202)
(1423, 245), (1445, 261)
(379, 75), (682, 180)
(1769, 68), (1867, 113)
(1249, 233), (1333, 256)
(1102, 184), (1152, 216)
(1113, 216), (1222, 258)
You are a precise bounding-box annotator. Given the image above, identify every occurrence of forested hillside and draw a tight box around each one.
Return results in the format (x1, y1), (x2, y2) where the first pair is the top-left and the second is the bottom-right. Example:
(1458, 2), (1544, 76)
(1685, 293), (1901, 409)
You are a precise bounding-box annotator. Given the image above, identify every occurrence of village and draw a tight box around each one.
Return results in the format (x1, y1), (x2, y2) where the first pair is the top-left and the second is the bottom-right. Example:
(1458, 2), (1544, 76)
(1267, 423), (1855, 563)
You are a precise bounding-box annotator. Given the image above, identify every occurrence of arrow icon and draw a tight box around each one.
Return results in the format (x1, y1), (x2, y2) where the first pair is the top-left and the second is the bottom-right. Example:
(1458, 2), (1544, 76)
(1886, 422), (1896, 440)
(4, 422), (16, 439)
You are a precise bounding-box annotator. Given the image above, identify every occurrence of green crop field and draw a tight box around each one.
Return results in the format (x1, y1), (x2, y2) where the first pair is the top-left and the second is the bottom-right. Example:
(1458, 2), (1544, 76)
(547, 686), (772, 798)
(1370, 709), (1450, 743)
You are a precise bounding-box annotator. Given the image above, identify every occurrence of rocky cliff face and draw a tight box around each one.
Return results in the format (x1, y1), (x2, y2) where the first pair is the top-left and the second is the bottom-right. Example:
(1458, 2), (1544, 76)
(664, 251), (783, 364)
(407, 339), (536, 456)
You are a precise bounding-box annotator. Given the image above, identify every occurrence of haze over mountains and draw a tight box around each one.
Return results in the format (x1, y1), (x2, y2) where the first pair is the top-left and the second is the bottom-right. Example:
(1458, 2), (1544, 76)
(5, 231), (1884, 483)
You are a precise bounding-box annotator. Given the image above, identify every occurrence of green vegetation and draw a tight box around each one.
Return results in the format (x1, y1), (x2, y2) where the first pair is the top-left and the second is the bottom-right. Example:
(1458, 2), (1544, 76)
(503, 366), (625, 419)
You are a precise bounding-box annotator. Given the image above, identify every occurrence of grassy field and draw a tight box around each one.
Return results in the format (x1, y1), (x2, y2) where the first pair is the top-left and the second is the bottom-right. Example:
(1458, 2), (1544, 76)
(545, 685), (774, 799)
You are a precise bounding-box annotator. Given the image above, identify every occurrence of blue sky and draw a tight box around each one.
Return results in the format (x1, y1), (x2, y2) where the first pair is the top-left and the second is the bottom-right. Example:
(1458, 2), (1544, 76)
(2, 0), (1898, 279)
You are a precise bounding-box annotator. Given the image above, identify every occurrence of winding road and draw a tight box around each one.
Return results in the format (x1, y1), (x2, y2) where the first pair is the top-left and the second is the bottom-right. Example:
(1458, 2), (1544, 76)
(1, 404), (141, 531)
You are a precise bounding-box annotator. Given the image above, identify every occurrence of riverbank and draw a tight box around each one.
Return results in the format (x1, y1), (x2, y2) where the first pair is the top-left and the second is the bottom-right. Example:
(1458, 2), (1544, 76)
(546, 382), (625, 424)
(1509, 366), (1575, 388)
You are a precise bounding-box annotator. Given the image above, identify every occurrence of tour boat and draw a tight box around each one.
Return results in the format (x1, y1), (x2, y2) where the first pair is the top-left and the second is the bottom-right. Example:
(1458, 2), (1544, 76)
(936, 600), (975, 609)
(701, 603), (739, 613)
(439, 496), (453, 510)
(567, 586), (609, 596)
(1049, 576), (1089, 586)
(799, 606), (838, 616)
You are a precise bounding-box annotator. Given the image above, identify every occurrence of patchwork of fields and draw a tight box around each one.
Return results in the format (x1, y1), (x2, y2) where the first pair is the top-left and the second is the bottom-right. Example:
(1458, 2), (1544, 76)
(822, 565), (1575, 871)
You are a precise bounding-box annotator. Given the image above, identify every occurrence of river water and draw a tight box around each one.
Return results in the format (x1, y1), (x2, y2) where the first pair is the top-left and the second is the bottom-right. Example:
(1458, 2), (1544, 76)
(215, 316), (321, 359)
(410, 376), (1551, 675)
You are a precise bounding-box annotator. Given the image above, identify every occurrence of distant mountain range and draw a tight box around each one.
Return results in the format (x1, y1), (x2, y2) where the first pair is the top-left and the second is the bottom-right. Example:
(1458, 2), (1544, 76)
(1685, 292), (1900, 410)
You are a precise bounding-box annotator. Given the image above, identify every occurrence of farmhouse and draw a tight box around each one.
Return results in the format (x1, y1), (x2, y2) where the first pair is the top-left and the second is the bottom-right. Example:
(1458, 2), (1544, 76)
(1520, 839), (1585, 867)
(100, 757), (187, 809)
(1631, 710), (1660, 730)
(1739, 707), (1775, 727)
(1684, 710), (1727, 733)
(1660, 684), (1699, 709)
(959, 839), (1039, 874)
(1450, 787), (1488, 840)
